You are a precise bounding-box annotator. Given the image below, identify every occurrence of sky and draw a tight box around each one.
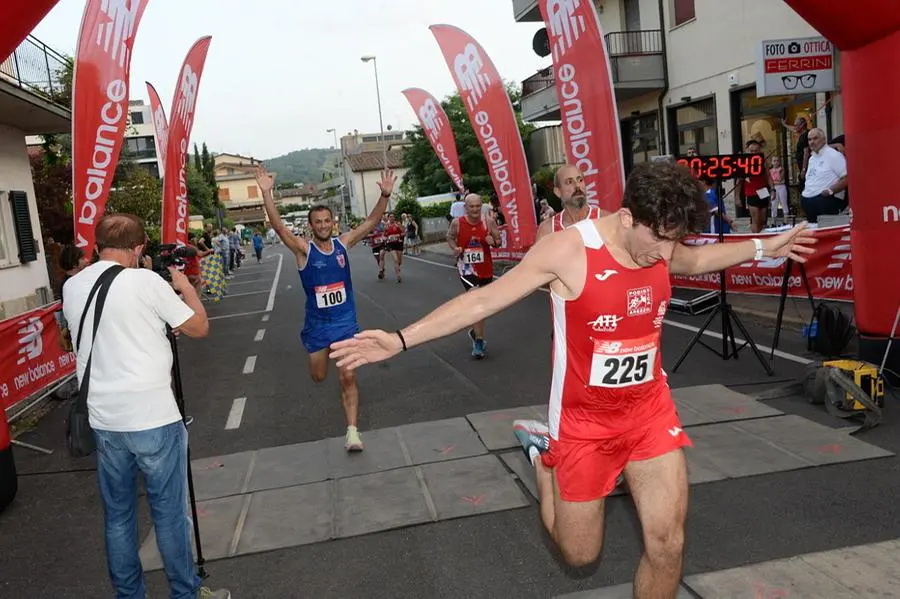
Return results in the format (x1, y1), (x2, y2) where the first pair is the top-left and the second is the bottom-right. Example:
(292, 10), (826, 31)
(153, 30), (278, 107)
(32, 0), (549, 160)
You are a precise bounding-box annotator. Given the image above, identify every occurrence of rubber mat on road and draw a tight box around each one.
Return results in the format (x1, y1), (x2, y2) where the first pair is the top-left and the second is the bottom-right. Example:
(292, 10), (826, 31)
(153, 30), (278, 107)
(554, 584), (695, 598)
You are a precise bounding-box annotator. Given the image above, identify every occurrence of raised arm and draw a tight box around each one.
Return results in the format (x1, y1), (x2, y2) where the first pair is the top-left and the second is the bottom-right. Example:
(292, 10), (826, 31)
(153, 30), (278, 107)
(670, 223), (816, 276)
(329, 234), (568, 370)
(255, 165), (308, 258)
(340, 169), (396, 249)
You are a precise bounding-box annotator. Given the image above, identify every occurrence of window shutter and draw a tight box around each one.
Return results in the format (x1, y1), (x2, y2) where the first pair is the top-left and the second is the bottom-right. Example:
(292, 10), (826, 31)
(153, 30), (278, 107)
(9, 190), (37, 263)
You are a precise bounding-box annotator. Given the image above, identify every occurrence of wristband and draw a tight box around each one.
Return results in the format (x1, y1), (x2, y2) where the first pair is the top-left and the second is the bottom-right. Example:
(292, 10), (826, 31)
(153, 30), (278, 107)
(396, 330), (408, 351)
(752, 238), (764, 261)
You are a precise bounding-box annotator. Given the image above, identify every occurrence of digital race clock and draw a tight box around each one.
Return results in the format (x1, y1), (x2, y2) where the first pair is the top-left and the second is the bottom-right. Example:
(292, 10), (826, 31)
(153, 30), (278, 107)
(675, 153), (766, 180)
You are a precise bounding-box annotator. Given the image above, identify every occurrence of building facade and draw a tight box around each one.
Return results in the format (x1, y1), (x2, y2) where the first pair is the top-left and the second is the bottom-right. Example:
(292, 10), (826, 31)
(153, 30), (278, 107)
(515, 0), (842, 207)
(0, 34), (71, 319)
(123, 99), (162, 179)
(342, 151), (408, 218)
(214, 153), (278, 227)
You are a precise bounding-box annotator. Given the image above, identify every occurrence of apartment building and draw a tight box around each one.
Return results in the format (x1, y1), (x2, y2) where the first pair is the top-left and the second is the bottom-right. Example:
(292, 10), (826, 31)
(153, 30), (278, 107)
(213, 153), (274, 226)
(0, 35), (71, 319)
(515, 0), (842, 201)
(123, 99), (162, 178)
(338, 130), (412, 218)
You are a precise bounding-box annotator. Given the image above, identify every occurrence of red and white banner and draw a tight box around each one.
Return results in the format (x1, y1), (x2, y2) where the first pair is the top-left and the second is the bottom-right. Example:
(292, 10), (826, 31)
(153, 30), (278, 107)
(491, 225), (527, 261)
(1, 0), (61, 62)
(671, 225), (854, 301)
(72, 0), (150, 257)
(402, 88), (465, 192)
(0, 303), (76, 412)
(539, 0), (624, 212)
(430, 24), (537, 251)
(162, 36), (212, 246)
(146, 81), (169, 176)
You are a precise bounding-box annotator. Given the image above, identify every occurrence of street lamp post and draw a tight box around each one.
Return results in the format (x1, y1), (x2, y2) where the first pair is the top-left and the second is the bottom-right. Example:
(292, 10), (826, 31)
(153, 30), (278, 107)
(326, 127), (339, 152)
(361, 55), (390, 209)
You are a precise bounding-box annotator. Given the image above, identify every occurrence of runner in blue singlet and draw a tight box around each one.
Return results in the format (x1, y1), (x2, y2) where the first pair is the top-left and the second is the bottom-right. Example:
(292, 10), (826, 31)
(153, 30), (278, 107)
(258, 164), (396, 451)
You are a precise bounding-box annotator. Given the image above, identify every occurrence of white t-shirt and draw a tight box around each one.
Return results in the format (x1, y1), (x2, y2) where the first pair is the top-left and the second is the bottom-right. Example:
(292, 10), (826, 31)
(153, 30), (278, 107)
(449, 200), (466, 218)
(802, 145), (847, 198)
(62, 261), (195, 432)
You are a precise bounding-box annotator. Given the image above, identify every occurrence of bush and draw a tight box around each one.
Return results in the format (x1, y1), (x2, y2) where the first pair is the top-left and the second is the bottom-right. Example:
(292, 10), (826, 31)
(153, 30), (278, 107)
(420, 201), (453, 219)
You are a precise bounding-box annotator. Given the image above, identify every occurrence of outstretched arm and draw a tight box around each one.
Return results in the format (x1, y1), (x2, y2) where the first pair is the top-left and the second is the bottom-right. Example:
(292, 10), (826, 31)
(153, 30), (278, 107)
(256, 166), (308, 258)
(341, 169), (396, 249)
(329, 233), (569, 370)
(670, 223), (816, 276)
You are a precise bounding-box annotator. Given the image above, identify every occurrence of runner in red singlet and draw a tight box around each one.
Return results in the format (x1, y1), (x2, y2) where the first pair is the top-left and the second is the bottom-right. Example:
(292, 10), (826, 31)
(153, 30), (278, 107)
(329, 162), (815, 599)
(536, 164), (606, 243)
(446, 193), (500, 358)
(382, 213), (405, 283)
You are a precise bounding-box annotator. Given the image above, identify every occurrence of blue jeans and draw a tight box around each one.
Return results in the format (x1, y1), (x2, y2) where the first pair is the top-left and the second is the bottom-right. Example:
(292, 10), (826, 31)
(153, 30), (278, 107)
(93, 421), (200, 599)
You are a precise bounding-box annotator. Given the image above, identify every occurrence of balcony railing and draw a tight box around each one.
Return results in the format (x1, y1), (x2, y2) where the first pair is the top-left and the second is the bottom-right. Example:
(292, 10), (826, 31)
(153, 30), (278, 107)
(521, 30), (664, 97)
(0, 35), (71, 108)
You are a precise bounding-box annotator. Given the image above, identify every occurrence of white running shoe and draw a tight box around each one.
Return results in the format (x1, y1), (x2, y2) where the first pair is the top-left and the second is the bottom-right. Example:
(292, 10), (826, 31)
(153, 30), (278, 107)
(345, 426), (364, 452)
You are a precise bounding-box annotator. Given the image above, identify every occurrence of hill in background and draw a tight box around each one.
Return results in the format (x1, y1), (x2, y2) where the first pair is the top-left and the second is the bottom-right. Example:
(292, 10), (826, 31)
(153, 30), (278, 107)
(259, 148), (341, 186)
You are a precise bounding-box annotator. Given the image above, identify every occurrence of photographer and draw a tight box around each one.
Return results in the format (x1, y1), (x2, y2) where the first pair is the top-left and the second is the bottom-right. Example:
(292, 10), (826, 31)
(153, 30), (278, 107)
(62, 215), (229, 599)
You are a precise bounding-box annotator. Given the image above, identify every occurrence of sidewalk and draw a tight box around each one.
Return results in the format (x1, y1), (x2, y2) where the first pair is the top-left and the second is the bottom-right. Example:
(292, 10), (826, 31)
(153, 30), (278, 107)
(418, 242), (850, 332)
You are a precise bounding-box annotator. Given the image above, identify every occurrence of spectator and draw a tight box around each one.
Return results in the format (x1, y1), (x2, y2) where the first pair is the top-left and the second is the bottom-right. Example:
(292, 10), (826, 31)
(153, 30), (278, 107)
(449, 192), (466, 220)
(62, 214), (228, 599)
(215, 228), (231, 278)
(252, 229), (265, 263)
(700, 175), (734, 234)
(800, 128), (848, 223)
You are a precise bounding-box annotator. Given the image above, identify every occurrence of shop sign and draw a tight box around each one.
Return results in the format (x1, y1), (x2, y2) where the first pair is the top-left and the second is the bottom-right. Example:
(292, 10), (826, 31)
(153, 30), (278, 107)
(756, 36), (836, 97)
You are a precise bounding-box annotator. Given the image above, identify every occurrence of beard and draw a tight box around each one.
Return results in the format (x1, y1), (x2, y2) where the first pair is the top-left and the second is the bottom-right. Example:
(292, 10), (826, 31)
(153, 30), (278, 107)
(566, 193), (587, 209)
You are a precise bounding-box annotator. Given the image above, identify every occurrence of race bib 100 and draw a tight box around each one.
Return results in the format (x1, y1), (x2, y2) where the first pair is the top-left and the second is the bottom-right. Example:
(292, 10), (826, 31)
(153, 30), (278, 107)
(463, 248), (484, 264)
(315, 282), (346, 309)
(589, 334), (658, 388)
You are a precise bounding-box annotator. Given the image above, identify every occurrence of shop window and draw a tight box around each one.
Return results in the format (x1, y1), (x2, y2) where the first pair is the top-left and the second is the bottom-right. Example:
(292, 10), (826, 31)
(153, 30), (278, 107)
(630, 113), (660, 166)
(673, 0), (695, 26)
(670, 98), (717, 156)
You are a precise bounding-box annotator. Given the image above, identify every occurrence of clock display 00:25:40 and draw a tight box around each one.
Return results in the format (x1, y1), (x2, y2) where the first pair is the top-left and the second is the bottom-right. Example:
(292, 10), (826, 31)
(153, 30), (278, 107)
(675, 154), (766, 180)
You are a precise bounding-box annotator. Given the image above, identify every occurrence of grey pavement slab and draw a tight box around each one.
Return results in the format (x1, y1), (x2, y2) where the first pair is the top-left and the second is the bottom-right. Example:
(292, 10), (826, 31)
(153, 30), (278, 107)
(555, 583), (695, 598)
(334, 467), (433, 538)
(799, 539), (900, 597)
(466, 404), (546, 450)
(687, 421), (812, 478)
(683, 445), (730, 485)
(140, 494), (246, 571)
(326, 426), (411, 479)
(673, 384), (783, 426)
(191, 450), (255, 501)
(236, 481), (333, 555)
(397, 417), (488, 464)
(244, 439), (329, 493)
(499, 451), (539, 499)
(421, 455), (530, 519)
(732, 414), (895, 465)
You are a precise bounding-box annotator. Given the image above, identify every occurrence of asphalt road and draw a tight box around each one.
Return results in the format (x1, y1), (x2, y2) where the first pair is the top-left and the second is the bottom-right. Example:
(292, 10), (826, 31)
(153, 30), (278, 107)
(2, 242), (898, 599)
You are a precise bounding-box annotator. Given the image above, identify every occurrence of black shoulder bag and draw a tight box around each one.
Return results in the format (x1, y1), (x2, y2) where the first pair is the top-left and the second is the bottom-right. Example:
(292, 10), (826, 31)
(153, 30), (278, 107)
(66, 265), (125, 457)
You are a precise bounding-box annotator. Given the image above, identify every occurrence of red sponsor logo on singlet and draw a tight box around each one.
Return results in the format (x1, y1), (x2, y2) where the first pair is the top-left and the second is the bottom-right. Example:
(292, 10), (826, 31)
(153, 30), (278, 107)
(337, 254), (345, 268)
(627, 286), (653, 316)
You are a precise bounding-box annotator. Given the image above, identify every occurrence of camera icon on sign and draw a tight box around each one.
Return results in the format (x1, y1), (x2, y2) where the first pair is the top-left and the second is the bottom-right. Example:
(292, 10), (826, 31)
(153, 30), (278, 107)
(788, 42), (801, 54)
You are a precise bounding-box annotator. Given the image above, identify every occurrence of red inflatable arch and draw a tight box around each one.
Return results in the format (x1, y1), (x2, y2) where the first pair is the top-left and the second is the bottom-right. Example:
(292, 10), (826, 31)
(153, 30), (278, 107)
(784, 1), (900, 372)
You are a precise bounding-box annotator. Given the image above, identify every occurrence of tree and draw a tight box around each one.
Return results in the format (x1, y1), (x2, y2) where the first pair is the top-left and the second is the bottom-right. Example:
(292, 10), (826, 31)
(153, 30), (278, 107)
(194, 143), (202, 173)
(106, 162), (162, 228)
(200, 142), (216, 188)
(30, 150), (73, 244)
(186, 162), (217, 218)
(401, 84), (535, 199)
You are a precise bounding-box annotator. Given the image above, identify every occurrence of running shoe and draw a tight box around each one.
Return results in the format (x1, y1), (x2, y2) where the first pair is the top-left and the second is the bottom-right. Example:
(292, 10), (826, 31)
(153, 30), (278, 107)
(472, 338), (485, 359)
(198, 587), (231, 599)
(345, 426), (364, 452)
(512, 419), (550, 462)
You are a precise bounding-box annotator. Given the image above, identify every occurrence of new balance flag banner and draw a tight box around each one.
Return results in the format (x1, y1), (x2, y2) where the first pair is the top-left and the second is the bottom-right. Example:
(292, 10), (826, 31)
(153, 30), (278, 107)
(162, 36), (212, 246)
(402, 88), (465, 192)
(1, 0), (61, 62)
(72, 0), (150, 257)
(539, 0), (624, 212)
(146, 81), (169, 174)
(430, 25), (537, 251)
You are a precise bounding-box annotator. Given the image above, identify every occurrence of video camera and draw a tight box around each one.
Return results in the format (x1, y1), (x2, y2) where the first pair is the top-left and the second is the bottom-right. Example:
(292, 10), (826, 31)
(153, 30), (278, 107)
(150, 243), (197, 282)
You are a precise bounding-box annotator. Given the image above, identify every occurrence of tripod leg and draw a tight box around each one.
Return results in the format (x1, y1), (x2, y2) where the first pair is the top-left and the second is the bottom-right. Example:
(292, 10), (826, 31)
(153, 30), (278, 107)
(726, 307), (740, 360)
(186, 447), (207, 579)
(771, 260), (794, 361)
(671, 304), (721, 372)
(728, 308), (775, 376)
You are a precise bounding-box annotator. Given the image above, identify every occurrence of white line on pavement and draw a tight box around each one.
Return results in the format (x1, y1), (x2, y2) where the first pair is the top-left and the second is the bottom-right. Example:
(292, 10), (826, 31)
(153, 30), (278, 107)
(223, 279), (270, 287)
(261, 314), (270, 322)
(266, 253), (283, 312)
(208, 310), (267, 321)
(254, 329), (265, 342)
(404, 254), (812, 365)
(220, 290), (270, 299)
(243, 356), (257, 374)
(225, 397), (247, 430)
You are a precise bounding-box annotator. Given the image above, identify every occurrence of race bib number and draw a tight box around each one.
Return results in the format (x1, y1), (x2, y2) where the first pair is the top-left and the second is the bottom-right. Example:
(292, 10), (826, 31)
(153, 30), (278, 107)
(589, 335), (658, 388)
(755, 187), (770, 199)
(315, 282), (346, 309)
(463, 248), (484, 264)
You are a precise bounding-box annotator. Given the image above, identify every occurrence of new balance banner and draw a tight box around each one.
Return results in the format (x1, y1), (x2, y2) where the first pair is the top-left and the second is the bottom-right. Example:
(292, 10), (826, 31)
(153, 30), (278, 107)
(0, 303), (75, 412)
(539, 0), (624, 212)
(72, 0), (150, 257)
(430, 25), (537, 251)
(146, 81), (169, 175)
(163, 36), (212, 246)
(671, 226), (853, 302)
(1, 0), (61, 62)
(402, 88), (465, 191)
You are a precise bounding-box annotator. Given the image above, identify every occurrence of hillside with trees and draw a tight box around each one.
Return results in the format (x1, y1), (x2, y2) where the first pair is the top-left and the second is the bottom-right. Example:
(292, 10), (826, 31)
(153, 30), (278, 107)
(260, 148), (340, 186)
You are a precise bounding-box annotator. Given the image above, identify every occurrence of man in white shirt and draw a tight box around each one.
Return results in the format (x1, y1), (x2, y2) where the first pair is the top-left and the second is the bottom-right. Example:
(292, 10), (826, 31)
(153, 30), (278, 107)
(449, 192), (467, 219)
(63, 214), (228, 599)
(801, 128), (849, 223)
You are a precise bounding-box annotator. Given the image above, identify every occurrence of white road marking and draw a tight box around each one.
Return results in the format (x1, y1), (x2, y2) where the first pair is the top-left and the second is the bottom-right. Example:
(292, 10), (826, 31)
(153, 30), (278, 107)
(209, 310), (267, 321)
(266, 253), (283, 312)
(404, 253), (812, 365)
(221, 290), (269, 299)
(223, 279), (269, 287)
(254, 329), (265, 342)
(225, 397), (247, 430)
(261, 314), (270, 322)
(243, 356), (257, 374)
(286, 285), (292, 290)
